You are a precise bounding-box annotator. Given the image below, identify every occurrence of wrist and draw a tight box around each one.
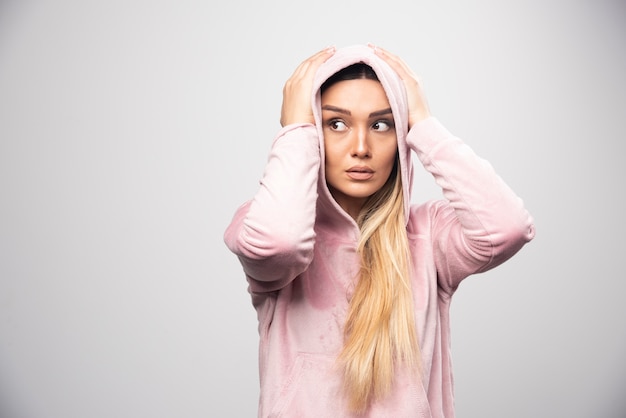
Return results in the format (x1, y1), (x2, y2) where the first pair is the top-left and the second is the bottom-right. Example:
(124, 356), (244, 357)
(408, 110), (431, 130)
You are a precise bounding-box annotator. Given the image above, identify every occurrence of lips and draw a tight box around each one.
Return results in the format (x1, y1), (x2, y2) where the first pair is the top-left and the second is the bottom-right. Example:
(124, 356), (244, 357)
(346, 166), (374, 180)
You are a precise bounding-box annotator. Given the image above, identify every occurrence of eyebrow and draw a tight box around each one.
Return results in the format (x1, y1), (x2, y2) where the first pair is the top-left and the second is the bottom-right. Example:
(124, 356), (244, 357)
(321, 105), (393, 118)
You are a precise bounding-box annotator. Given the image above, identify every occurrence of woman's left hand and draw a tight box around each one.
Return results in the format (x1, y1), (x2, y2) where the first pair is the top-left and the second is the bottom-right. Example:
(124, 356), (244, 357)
(369, 44), (431, 129)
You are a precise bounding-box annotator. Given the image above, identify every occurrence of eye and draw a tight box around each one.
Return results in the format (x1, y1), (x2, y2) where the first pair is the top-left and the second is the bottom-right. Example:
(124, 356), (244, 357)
(372, 120), (393, 132)
(328, 119), (348, 132)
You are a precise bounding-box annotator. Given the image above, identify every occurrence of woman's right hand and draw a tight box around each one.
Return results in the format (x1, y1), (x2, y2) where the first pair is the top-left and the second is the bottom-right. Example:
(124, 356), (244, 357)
(280, 46), (336, 127)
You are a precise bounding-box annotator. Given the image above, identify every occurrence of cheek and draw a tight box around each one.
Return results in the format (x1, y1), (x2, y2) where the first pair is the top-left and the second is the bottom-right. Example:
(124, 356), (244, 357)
(323, 141), (342, 167)
(323, 146), (338, 180)
(379, 143), (398, 172)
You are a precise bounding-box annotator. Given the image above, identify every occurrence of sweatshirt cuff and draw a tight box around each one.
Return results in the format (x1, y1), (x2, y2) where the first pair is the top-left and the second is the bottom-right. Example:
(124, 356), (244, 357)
(272, 123), (316, 143)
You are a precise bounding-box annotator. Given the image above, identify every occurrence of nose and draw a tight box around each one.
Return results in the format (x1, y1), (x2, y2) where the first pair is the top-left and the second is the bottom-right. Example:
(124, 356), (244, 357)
(351, 126), (370, 158)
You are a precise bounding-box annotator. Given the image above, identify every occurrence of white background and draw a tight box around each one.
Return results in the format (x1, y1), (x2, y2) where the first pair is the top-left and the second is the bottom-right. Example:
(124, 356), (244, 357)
(1, 0), (625, 417)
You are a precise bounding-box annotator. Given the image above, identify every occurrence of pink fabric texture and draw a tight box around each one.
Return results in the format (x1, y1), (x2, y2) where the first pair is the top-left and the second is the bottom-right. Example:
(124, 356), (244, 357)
(224, 44), (535, 417)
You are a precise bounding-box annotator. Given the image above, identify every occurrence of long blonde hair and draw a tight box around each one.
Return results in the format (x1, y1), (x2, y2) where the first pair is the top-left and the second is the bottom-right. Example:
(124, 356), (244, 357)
(337, 159), (420, 413)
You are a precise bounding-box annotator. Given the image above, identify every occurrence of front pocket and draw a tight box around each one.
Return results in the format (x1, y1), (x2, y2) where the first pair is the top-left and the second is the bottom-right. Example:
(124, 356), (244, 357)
(268, 352), (342, 418)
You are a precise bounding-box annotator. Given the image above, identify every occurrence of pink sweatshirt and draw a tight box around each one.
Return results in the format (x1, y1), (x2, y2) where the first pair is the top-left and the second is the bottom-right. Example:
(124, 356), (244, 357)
(224, 45), (535, 418)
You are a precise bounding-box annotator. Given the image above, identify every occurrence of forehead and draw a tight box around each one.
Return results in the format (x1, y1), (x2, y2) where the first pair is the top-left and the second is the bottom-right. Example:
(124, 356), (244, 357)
(320, 79), (390, 111)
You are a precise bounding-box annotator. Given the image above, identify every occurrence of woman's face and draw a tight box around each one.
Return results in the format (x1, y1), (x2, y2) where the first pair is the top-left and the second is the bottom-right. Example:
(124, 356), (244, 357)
(321, 78), (398, 219)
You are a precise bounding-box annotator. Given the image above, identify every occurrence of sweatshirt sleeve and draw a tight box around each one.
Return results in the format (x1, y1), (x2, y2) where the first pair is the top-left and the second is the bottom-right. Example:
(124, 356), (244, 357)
(223, 124), (320, 293)
(407, 117), (535, 294)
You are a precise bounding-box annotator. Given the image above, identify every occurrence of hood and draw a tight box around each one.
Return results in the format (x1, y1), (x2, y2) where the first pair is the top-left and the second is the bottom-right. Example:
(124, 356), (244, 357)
(311, 44), (413, 231)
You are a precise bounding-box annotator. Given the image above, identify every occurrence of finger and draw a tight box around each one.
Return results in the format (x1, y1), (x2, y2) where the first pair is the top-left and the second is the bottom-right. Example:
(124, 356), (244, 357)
(294, 47), (334, 75)
(290, 46), (335, 81)
(368, 43), (414, 80)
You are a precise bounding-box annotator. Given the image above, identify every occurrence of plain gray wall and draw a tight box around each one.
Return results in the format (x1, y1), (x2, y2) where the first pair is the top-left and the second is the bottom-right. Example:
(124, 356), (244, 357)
(1, 0), (624, 417)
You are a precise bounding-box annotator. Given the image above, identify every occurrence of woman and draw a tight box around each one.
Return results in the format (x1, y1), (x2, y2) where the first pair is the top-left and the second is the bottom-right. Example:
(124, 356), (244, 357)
(224, 44), (535, 417)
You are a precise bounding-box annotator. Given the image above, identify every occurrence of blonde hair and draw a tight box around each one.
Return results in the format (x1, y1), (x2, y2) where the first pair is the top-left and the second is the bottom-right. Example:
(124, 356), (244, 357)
(337, 159), (420, 413)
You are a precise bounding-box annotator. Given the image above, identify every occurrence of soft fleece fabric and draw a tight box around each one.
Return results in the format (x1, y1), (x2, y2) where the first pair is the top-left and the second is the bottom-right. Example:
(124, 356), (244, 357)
(224, 45), (535, 418)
